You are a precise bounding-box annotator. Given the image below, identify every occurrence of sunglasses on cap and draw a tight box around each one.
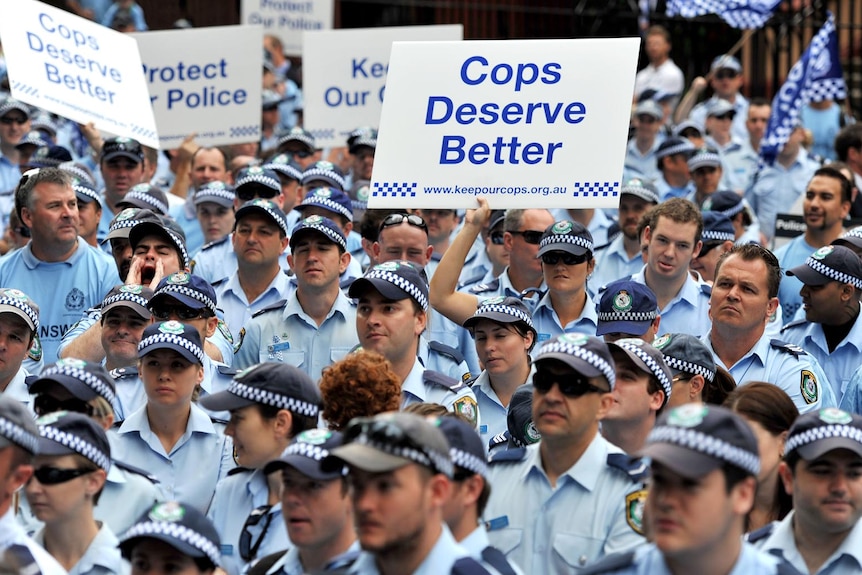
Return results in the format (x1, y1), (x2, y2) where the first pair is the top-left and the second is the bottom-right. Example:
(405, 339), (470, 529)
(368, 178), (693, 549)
(714, 70), (739, 80)
(379, 213), (428, 233)
(34, 394), (95, 418)
(31, 466), (96, 486)
(533, 371), (608, 397)
(237, 186), (279, 202)
(239, 504), (275, 562)
(541, 252), (588, 266)
(151, 306), (210, 321)
(509, 230), (544, 245)
(0, 116), (28, 126)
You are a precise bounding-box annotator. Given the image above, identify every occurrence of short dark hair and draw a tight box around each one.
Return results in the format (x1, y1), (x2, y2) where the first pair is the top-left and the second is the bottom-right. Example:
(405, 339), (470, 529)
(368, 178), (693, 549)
(257, 402), (317, 438)
(835, 124), (862, 162)
(811, 165), (853, 203)
(714, 244), (781, 299)
(646, 25), (671, 44)
(748, 97), (771, 109)
(359, 209), (402, 242)
(646, 198), (703, 245)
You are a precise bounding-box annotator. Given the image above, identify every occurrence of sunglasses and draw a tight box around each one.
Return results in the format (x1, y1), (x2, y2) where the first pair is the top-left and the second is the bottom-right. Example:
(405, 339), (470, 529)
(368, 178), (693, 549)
(379, 213), (428, 233)
(150, 306), (208, 321)
(508, 230), (544, 245)
(34, 394), (94, 417)
(714, 71), (739, 80)
(541, 252), (588, 266)
(237, 187), (279, 202)
(533, 371), (608, 397)
(490, 231), (505, 245)
(637, 115), (658, 124)
(290, 149), (313, 159)
(693, 166), (718, 176)
(712, 114), (734, 121)
(239, 504), (275, 562)
(0, 116), (28, 126)
(32, 466), (95, 485)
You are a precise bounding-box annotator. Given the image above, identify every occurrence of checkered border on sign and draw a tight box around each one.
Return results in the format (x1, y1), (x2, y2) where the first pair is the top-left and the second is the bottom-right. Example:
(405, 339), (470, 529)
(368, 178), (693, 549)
(138, 333), (204, 364)
(39, 425), (110, 470)
(647, 425), (760, 476)
(227, 381), (319, 418)
(450, 447), (488, 478)
(617, 341), (672, 399)
(155, 285), (217, 316)
(0, 416), (39, 454)
(662, 355), (715, 383)
(120, 522), (220, 567)
(572, 182), (619, 198)
(539, 232), (593, 253)
(0, 294), (39, 330)
(805, 257), (862, 289)
(364, 269), (428, 310)
(353, 433), (454, 478)
(40, 365), (116, 405)
(785, 423), (862, 456)
(474, 303), (534, 329)
(371, 182), (418, 197)
(535, 341), (616, 388)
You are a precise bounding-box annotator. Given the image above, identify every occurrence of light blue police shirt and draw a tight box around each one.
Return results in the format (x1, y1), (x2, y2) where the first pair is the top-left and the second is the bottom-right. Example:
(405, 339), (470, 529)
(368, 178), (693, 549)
(215, 270), (292, 342)
(208, 468), (290, 575)
(836, 364), (862, 415)
(169, 193), (205, 257)
(756, 510), (862, 574)
(530, 291), (599, 354)
(418, 337), (472, 382)
(349, 525), (471, 575)
(401, 359), (480, 422)
(96, 461), (163, 536)
(472, 366), (535, 447)
(428, 308), (481, 376)
(266, 542), (362, 575)
(623, 138), (663, 183)
(630, 266), (711, 338)
(774, 234), (817, 324)
(721, 141), (759, 194)
(781, 311), (862, 402)
(704, 333), (832, 413)
(484, 436), (645, 574)
(0, 237), (119, 363)
(32, 524), (129, 575)
(745, 149), (819, 241)
(3, 366), (34, 414)
(690, 94), (750, 143)
(0, 508), (67, 575)
(654, 177), (694, 202)
(460, 526), (525, 575)
(233, 290), (358, 382)
(592, 236), (644, 291)
(112, 403), (235, 512)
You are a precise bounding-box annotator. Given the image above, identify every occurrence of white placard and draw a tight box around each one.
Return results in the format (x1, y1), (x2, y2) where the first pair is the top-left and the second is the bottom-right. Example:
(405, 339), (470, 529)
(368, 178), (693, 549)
(369, 38), (640, 209)
(132, 26), (263, 149)
(0, 0), (158, 148)
(241, 0), (333, 56)
(303, 25), (463, 149)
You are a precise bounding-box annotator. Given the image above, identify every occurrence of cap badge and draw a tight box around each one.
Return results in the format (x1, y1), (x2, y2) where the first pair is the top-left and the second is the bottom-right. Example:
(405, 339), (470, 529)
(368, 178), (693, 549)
(119, 285), (143, 294)
(612, 290), (633, 312)
(357, 186), (370, 201)
(667, 404), (708, 427)
(559, 333), (589, 346)
(149, 501), (185, 522)
(116, 208), (138, 221)
(56, 358), (86, 369)
(115, 137), (132, 144)
(552, 221), (573, 235)
(653, 334), (672, 349)
(702, 198), (713, 210)
(819, 407), (852, 425)
(166, 272), (190, 285)
(316, 161), (334, 170)
(525, 422), (541, 443)
(812, 246), (834, 260)
(482, 296), (506, 305)
(158, 321), (185, 335)
(36, 411), (68, 426)
(314, 188), (332, 198)
(376, 261), (399, 272)
(299, 429), (332, 445)
(247, 166), (264, 175)
(3, 289), (28, 300)
(304, 215), (324, 224)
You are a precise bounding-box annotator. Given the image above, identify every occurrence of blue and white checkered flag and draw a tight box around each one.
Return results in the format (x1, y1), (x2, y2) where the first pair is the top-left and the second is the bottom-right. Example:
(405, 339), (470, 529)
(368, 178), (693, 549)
(667, 0), (781, 29)
(760, 12), (846, 165)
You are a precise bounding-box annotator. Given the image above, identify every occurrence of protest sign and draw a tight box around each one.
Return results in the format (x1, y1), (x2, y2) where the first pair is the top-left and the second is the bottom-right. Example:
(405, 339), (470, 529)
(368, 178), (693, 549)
(132, 26), (262, 149)
(303, 25), (463, 148)
(368, 38), (640, 209)
(242, 0), (333, 56)
(0, 0), (158, 147)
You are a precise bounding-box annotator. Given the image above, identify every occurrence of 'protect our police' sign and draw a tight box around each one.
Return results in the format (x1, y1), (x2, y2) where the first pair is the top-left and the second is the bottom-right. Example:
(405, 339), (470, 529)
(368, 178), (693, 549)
(242, 0), (333, 56)
(0, 0), (159, 148)
(303, 25), (463, 149)
(369, 38), (640, 209)
(132, 26), (263, 149)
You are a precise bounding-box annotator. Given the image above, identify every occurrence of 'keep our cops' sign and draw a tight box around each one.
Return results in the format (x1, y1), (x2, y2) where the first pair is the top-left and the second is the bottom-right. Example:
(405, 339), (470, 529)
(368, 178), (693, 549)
(369, 38), (639, 209)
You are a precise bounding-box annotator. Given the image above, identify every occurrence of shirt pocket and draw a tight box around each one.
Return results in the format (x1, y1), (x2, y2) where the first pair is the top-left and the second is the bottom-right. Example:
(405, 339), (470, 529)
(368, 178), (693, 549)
(552, 532), (604, 572)
(330, 347), (352, 364)
(489, 527), (523, 559)
(261, 348), (305, 368)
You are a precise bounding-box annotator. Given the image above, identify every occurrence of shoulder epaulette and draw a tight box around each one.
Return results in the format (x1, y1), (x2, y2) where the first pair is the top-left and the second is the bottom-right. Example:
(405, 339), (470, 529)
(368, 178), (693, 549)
(700, 283), (712, 296)
(201, 236), (230, 251)
(451, 557), (493, 575)
(457, 272), (486, 290)
(24, 375), (38, 388)
(607, 453), (648, 483)
(423, 370), (464, 393)
(109, 366), (139, 379)
(770, 338), (806, 358)
(465, 373), (480, 388)
(780, 318), (806, 334)
(339, 276), (356, 290)
(469, 279), (500, 294)
(489, 446), (527, 464)
(252, 300), (287, 318)
(488, 431), (509, 450)
(577, 551), (637, 575)
(227, 466), (253, 477)
(520, 287), (545, 300)
(211, 277), (227, 288)
(113, 459), (160, 484)
(428, 340), (466, 365)
(776, 559), (804, 575)
(216, 365), (238, 377)
(246, 550), (287, 575)
(745, 522), (775, 544)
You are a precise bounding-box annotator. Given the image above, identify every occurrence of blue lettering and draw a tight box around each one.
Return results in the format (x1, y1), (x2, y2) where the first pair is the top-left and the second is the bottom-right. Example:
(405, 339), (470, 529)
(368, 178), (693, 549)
(542, 62), (562, 85)
(440, 135), (465, 164)
(460, 56), (488, 86)
(564, 102), (586, 123)
(425, 96), (453, 124)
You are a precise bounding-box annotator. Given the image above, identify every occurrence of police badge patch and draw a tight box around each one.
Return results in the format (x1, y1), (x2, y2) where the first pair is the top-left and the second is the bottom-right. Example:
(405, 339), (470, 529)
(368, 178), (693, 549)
(800, 370), (819, 404)
(625, 489), (647, 535)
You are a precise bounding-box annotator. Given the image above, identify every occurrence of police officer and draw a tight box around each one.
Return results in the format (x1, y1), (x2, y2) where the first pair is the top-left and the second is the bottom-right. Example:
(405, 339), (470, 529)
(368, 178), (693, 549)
(583, 404), (802, 574)
(349, 261), (479, 426)
(751, 407), (862, 574)
(292, 186), (363, 281)
(483, 334), (646, 573)
(595, 280), (661, 343)
(96, 136), (147, 244)
(705, 243), (834, 412)
(0, 288), (42, 409)
(321, 412), (492, 574)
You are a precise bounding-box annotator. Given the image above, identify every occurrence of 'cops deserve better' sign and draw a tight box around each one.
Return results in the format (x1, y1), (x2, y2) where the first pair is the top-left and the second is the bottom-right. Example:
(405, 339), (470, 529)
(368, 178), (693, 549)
(0, 0), (158, 148)
(303, 25), (463, 149)
(132, 26), (262, 149)
(369, 38), (639, 209)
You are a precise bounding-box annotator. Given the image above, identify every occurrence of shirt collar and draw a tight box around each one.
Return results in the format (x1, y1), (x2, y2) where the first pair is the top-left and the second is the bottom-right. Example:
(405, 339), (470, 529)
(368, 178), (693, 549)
(21, 236), (84, 268)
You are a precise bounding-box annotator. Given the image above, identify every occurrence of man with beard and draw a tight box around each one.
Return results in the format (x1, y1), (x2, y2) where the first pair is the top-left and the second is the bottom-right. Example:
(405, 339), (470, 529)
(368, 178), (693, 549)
(593, 179), (659, 289)
(776, 167), (852, 323)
